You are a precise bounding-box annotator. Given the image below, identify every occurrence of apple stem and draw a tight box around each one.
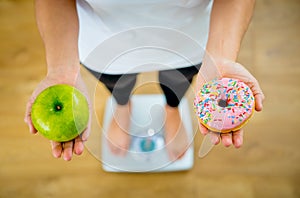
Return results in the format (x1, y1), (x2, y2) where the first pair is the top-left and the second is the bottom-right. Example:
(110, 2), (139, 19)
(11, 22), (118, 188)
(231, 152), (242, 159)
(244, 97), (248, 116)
(56, 105), (61, 111)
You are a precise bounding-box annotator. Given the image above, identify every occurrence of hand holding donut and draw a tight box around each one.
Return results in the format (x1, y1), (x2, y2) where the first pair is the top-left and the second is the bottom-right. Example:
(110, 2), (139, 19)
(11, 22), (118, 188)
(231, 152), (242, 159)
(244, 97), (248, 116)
(195, 59), (265, 148)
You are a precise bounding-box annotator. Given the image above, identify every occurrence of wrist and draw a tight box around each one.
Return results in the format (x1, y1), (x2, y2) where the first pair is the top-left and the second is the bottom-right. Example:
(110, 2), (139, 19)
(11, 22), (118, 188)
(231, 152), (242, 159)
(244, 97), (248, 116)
(47, 64), (81, 84)
(205, 38), (240, 63)
(202, 52), (240, 79)
(203, 51), (234, 68)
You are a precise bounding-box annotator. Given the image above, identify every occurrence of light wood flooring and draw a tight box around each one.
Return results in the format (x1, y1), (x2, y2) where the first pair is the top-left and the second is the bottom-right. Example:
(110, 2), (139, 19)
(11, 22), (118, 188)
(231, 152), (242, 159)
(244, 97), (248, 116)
(0, 0), (299, 197)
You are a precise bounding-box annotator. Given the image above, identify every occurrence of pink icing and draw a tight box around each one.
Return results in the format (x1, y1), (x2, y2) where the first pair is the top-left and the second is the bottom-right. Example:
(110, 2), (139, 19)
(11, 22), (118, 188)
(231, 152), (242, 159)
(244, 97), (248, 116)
(194, 78), (255, 133)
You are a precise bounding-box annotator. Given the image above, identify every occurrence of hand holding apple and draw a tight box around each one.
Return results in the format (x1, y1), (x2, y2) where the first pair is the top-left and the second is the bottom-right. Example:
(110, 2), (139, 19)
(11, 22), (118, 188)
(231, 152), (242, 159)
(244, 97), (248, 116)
(25, 72), (91, 161)
(31, 84), (89, 142)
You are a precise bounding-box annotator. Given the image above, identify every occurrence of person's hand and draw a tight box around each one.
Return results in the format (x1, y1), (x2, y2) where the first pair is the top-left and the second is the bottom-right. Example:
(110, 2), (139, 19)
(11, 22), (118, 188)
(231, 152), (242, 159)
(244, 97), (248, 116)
(196, 58), (265, 148)
(24, 69), (92, 161)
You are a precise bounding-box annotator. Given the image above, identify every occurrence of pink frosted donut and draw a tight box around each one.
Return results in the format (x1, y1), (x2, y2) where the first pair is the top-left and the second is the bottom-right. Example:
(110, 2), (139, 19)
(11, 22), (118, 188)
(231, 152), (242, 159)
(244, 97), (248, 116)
(194, 78), (255, 133)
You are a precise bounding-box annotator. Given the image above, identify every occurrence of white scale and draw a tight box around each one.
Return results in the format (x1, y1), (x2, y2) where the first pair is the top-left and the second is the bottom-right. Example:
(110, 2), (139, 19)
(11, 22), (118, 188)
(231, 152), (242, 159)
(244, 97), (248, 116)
(102, 94), (194, 172)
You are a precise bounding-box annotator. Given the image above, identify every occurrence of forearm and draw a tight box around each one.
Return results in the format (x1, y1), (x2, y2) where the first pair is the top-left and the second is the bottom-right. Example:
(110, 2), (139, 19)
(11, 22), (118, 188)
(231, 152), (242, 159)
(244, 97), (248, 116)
(35, 0), (80, 76)
(206, 0), (255, 61)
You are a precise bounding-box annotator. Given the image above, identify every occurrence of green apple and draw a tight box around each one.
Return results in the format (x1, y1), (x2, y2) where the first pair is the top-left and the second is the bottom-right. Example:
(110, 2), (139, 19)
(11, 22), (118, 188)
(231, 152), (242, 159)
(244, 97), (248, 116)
(31, 84), (89, 142)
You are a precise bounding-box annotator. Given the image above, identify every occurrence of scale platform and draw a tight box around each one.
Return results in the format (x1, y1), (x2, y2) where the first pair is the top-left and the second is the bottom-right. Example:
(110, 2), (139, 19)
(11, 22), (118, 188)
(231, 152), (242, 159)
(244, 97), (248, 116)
(102, 94), (194, 172)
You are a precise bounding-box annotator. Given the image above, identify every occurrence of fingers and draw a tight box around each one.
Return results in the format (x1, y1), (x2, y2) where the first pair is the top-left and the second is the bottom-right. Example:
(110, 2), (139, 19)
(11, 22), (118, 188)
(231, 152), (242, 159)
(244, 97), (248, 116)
(220, 132), (232, 147)
(62, 141), (74, 161)
(24, 98), (38, 134)
(219, 130), (244, 148)
(232, 129), (244, 148)
(199, 123), (209, 135)
(81, 125), (90, 141)
(200, 127), (244, 148)
(74, 136), (84, 155)
(199, 125), (221, 145)
(199, 124), (220, 145)
(208, 132), (220, 145)
(50, 135), (85, 161)
(26, 117), (37, 134)
(246, 79), (265, 112)
(51, 141), (63, 158)
(254, 92), (265, 112)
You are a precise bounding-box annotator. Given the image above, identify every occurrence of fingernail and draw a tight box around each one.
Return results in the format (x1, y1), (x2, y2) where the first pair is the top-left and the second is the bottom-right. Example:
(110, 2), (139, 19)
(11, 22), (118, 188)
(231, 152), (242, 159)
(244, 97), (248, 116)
(53, 152), (61, 158)
(75, 150), (83, 155)
(64, 155), (72, 161)
(235, 143), (241, 148)
(225, 140), (232, 147)
(227, 136), (233, 145)
(75, 146), (84, 155)
(81, 132), (89, 141)
(210, 135), (218, 144)
(214, 137), (219, 144)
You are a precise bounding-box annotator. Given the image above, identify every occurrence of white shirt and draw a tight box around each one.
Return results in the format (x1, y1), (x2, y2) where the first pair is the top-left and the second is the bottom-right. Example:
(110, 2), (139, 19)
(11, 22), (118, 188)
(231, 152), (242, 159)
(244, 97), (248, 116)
(76, 0), (213, 74)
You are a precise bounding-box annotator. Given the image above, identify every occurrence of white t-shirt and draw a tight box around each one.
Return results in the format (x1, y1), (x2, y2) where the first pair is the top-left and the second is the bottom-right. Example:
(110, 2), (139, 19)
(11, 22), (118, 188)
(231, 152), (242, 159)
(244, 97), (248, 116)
(76, 0), (213, 74)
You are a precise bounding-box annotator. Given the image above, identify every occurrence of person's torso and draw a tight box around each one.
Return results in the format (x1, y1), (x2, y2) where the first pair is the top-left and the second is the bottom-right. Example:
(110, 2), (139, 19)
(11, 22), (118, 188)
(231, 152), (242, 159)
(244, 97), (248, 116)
(77, 0), (213, 74)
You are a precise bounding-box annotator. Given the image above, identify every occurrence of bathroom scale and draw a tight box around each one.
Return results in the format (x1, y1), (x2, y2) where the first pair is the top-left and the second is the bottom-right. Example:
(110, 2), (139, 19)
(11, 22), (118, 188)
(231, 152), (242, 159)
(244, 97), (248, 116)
(101, 94), (194, 172)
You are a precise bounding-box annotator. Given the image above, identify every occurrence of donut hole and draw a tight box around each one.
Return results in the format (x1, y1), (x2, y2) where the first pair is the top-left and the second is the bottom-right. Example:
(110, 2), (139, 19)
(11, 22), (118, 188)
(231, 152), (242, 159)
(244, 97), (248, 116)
(218, 99), (228, 108)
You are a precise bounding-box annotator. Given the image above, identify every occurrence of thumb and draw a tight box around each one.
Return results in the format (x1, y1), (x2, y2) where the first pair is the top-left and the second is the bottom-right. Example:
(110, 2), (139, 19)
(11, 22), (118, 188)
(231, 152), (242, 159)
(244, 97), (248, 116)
(24, 97), (37, 134)
(220, 60), (265, 112)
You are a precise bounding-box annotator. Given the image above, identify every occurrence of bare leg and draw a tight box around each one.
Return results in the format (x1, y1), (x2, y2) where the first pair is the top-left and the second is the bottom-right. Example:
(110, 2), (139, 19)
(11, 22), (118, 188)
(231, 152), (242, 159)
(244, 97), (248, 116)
(164, 105), (190, 161)
(107, 103), (131, 156)
(82, 70), (137, 156)
(158, 65), (200, 160)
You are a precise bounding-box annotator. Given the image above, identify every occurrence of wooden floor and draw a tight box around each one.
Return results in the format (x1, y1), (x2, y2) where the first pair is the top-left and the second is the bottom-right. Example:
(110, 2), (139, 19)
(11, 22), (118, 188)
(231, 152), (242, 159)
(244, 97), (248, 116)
(0, 0), (299, 197)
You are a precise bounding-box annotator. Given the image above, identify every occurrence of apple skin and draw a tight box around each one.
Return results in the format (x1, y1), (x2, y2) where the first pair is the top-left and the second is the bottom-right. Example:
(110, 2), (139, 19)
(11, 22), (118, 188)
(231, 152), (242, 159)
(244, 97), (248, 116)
(31, 84), (89, 142)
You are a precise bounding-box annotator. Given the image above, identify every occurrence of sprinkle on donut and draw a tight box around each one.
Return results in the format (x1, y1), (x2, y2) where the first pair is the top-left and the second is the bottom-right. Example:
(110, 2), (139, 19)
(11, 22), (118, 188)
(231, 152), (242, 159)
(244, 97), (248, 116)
(194, 78), (255, 133)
